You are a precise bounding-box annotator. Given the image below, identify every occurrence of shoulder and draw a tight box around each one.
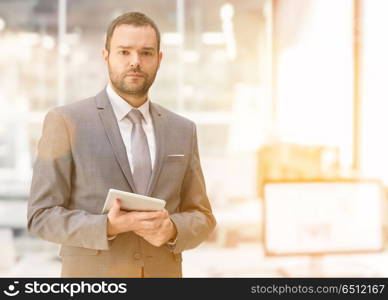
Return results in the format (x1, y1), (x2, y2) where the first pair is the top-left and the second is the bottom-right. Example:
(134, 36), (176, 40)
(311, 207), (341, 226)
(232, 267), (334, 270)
(52, 96), (96, 117)
(40, 95), (101, 137)
(44, 95), (100, 128)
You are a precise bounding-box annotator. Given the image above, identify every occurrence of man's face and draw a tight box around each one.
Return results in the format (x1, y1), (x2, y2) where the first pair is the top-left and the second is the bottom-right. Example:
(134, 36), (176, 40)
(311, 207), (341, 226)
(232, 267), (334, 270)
(103, 24), (162, 97)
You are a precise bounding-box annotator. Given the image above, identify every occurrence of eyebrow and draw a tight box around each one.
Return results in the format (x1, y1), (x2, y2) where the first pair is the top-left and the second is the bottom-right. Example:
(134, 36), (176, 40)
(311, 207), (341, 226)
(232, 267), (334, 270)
(117, 45), (156, 51)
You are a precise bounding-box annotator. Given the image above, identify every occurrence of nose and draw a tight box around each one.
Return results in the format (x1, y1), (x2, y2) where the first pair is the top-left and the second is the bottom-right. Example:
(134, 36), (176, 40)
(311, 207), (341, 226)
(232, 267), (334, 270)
(129, 52), (140, 69)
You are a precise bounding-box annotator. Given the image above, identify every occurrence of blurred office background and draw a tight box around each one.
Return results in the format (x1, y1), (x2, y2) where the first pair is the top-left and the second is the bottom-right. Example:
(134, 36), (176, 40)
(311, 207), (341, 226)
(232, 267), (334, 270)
(1, 0), (388, 277)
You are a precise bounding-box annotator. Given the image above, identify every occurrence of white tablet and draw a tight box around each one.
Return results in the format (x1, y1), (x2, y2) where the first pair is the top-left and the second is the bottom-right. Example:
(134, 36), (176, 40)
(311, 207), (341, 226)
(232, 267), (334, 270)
(101, 188), (166, 214)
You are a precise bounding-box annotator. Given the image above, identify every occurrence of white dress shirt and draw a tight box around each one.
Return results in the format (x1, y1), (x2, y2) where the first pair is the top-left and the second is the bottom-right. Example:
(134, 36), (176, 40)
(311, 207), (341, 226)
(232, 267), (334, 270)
(106, 84), (156, 172)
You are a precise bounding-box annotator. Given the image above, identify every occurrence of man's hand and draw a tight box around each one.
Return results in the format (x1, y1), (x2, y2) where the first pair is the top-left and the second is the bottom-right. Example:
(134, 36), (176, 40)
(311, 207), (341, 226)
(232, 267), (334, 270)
(133, 209), (177, 247)
(107, 199), (177, 247)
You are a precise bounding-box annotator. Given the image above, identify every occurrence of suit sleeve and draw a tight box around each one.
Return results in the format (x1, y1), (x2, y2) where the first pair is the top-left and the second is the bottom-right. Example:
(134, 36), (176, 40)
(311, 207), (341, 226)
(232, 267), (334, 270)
(27, 109), (111, 250)
(169, 123), (217, 253)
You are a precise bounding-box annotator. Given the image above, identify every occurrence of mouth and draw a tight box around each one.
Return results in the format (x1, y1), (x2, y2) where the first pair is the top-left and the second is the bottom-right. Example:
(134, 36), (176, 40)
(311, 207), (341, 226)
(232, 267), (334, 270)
(125, 73), (145, 78)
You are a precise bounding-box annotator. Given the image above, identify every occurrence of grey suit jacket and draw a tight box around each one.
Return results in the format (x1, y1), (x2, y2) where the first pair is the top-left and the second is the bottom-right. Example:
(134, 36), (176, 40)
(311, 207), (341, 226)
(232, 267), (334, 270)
(27, 89), (216, 277)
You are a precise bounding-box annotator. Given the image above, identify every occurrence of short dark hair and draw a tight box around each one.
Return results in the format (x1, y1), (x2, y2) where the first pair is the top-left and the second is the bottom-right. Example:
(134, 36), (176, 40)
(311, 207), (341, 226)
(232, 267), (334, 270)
(105, 12), (161, 52)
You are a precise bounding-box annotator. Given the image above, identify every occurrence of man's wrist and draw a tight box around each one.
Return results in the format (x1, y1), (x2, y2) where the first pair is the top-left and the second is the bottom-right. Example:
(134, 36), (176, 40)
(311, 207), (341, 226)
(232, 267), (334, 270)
(167, 219), (177, 245)
(107, 216), (119, 237)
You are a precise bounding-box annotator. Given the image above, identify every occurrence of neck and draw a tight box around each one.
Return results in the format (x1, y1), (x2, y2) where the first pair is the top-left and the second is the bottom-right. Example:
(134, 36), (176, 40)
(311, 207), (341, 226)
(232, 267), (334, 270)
(111, 84), (148, 108)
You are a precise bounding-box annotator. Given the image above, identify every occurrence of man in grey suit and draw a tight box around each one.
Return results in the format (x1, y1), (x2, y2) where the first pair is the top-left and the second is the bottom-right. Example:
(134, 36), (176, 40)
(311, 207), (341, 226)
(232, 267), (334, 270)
(27, 12), (216, 277)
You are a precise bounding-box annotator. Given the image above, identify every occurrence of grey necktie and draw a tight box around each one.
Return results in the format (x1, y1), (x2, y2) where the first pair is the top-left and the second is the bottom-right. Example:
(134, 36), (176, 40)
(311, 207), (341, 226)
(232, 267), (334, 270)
(127, 109), (152, 195)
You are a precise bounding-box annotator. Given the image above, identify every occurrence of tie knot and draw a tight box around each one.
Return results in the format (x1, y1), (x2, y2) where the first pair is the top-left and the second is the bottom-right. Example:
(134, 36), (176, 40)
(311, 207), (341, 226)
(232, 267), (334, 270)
(128, 109), (144, 125)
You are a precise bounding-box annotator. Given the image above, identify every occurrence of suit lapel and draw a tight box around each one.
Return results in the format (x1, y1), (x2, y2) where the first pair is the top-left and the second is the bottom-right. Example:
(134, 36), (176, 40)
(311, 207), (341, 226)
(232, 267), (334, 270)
(95, 89), (137, 192)
(146, 103), (165, 196)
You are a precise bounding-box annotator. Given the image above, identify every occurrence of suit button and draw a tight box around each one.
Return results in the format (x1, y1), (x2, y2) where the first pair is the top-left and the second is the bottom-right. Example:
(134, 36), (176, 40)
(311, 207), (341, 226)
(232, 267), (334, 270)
(133, 252), (142, 260)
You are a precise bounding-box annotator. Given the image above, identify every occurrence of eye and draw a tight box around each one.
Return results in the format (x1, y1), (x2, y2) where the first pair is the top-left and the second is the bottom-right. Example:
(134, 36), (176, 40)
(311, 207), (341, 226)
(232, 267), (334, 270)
(142, 51), (153, 56)
(119, 50), (129, 55)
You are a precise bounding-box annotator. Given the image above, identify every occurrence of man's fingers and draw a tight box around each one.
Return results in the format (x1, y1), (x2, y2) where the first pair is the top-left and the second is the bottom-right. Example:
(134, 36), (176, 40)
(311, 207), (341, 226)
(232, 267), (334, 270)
(109, 199), (121, 215)
(131, 210), (165, 220)
(131, 218), (163, 233)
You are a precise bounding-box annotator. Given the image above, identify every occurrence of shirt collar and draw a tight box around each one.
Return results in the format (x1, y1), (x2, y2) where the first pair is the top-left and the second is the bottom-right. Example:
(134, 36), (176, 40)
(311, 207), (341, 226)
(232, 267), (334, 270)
(106, 83), (151, 124)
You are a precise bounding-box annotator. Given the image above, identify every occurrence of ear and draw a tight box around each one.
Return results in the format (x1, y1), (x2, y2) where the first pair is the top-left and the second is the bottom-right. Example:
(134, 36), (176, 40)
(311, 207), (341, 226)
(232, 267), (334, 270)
(102, 48), (109, 64)
(157, 51), (163, 69)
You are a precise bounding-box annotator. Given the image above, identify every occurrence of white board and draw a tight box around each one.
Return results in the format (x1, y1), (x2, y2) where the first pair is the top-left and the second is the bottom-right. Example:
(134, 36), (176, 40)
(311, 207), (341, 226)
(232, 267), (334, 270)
(264, 181), (383, 255)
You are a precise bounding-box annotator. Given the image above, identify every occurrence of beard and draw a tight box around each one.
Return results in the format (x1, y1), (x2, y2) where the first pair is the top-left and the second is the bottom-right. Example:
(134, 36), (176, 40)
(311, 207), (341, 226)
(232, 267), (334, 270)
(108, 63), (158, 97)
